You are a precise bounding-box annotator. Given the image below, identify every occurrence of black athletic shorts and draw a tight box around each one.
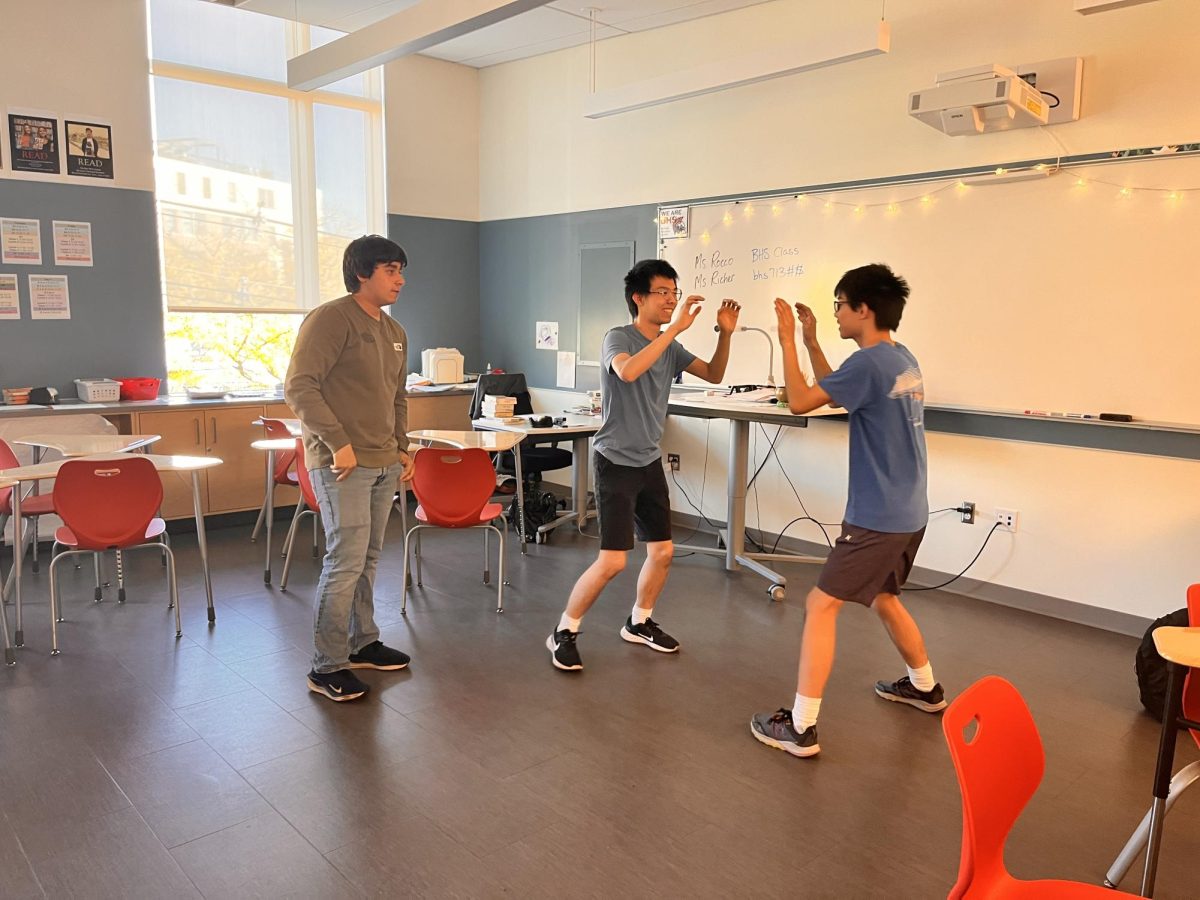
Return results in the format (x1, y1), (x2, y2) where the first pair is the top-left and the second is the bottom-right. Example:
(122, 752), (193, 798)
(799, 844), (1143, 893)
(816, 522), (926, 606)
(594, 451), (672, 551)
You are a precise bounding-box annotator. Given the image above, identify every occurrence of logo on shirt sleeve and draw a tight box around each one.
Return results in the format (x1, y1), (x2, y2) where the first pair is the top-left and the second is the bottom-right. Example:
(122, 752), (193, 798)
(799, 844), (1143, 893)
(393, 342), (404, 352)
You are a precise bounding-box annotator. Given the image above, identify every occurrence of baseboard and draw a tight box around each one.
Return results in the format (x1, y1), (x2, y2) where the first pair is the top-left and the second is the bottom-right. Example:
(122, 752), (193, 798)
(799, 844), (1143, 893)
(670, 510), (1151, 638)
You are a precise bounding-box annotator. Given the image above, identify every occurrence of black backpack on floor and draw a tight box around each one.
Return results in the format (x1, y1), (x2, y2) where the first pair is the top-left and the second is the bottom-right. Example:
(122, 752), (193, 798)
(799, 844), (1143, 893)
(508, 487), (563, 544)
(1136, 607), (1191, 721)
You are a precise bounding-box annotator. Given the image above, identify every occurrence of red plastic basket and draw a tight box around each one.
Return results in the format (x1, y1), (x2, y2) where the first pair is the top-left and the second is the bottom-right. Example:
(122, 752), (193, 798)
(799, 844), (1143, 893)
(116, 377), (161, 401)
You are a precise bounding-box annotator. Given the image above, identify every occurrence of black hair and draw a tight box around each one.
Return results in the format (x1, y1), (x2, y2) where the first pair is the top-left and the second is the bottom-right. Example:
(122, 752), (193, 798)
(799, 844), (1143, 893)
(833, 263), (910, 331)
(623, 258), (680, 318)
(342, 234), (408, 294)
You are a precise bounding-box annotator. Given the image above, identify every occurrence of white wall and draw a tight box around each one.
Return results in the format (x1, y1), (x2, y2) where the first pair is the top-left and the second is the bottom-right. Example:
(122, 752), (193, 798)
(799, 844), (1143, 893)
(491, 0), (1200, 624)
(385, 54), (480, 221)
(0, 0), (155, 192)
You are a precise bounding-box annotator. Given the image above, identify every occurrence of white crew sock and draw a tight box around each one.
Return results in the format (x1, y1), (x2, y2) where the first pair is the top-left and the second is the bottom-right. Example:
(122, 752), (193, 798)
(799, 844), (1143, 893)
(631, 604), (653, 625)
(557, 613), (582, 634)
(907, 662), (936, 692)
(792, 693), (822, 731)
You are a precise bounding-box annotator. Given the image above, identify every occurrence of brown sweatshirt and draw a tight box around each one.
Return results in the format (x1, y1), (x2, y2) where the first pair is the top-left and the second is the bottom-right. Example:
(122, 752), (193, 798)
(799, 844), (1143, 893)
(284, 295), (408, 469)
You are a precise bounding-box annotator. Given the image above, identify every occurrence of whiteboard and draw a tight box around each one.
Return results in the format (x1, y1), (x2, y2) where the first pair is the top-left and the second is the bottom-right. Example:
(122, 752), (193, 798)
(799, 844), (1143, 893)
(661, 154), (1200, 425)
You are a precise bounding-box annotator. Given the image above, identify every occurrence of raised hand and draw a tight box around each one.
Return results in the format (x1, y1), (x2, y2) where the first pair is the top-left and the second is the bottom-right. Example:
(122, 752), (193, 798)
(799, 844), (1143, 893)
(670, 295), (705, 334)
(715, 299), (742, 334)
(774, 298), (797, 346)
(794, 302), (818, 345)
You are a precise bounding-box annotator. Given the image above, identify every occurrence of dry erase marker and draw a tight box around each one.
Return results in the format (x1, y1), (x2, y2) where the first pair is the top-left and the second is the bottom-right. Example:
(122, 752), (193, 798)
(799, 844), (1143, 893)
(1024, 410), (1094, 419)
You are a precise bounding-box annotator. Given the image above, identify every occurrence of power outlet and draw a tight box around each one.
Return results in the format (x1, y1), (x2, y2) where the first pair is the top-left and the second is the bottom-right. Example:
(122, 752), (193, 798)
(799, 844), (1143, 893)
(995, 508), (1019, 532)
(960, 501), (976, 524)
(667, 453), (681, 471)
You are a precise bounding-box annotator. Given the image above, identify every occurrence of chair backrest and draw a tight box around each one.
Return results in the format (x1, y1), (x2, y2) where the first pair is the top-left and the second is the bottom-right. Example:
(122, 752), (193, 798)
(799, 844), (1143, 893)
(942, 675), (1045, 899)
(469, 373), (533, 418)
(53, 456), (164, 550)
(262, 418), (297, 480)
(1185, 584), (1200, 751)
(410, 447), (496, 527)
(291, 437), (319, 511)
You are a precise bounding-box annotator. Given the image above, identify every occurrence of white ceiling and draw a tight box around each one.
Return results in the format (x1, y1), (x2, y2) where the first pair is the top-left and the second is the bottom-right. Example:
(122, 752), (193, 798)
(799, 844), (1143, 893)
(232, 0), (773, 67)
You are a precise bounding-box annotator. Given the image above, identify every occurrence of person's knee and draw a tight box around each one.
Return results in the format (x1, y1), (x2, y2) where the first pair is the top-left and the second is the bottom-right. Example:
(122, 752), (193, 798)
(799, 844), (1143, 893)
(645, 541), (673, 567)
(805, 587), (842, 617)
(873, 592), (902, 616)
(595, 550), (627, 579)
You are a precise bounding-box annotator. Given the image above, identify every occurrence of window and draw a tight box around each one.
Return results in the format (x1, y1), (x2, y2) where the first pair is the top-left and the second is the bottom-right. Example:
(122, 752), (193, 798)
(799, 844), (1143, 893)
(149, 0), (384, 391)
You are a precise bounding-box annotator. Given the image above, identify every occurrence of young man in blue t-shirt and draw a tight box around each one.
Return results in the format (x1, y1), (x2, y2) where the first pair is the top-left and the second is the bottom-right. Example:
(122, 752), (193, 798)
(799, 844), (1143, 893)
(547, 259), (742, 671)
(751, 264), (946, 758)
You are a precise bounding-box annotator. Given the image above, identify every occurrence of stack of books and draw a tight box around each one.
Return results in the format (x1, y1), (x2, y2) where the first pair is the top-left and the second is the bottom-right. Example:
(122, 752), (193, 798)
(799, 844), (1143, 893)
(481, 394), (517, 418)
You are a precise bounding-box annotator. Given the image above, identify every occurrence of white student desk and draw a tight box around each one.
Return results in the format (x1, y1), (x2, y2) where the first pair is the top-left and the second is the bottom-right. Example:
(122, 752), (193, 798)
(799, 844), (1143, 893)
(0, 453), (222, 656)
(472, 414), (601, 547)
(666, 393), (843, 601)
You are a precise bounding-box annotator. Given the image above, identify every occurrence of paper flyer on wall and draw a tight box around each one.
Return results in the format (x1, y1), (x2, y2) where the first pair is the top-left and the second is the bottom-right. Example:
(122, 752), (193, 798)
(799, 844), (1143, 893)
(557, 351), (576, 389)
(0, 218), (42, 264)
(0, 275), (19, 320)
(658, 206), (689, 240)
(536, 320), (559, 350)
(7, 111), (60, 175)
(52, 221), (94, 266)
(29, 274), (70, 320)
(64, 119), (114, 179)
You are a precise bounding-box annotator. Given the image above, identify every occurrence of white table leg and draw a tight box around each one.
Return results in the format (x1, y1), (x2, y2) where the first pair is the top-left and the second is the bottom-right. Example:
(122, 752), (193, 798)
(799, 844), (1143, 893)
(263, 449), (275, 584)
(192, 471), (215, 624)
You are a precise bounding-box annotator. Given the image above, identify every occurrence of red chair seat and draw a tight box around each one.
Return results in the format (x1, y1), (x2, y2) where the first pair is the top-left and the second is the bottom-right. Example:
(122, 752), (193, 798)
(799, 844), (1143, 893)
(0, 491), (56, 516)
(55, 518), (166, 548)
(275, 469), (299, 487)
(415, 502), (502, 527)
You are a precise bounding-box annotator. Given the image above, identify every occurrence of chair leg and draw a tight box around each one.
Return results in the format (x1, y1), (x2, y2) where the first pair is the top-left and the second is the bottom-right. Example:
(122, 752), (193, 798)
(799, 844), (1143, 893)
(494, 524), (507, 613)
(162, 545), (182, 639)
(250, 498), (267, 543)
(400, 526), (416, 615)
(116, 549), (126, 604)
(311, 511), (319, 557)
(30, 516), (39, 573)
(93, 552), (103, 602)
(160, 528), (170, 567)
(281, 500), (305, 560)
(279, 510), (308, 592)
(48, 552), (69, 655)
(414, 530), (423, 586)
(1106, 761), (1200, 888)
(483, 527), (490, 585)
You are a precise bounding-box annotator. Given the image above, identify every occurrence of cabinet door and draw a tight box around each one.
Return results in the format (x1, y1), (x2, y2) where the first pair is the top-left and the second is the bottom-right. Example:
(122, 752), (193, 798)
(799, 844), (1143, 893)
(206, 406), (268, 514)
(137, 410), (207, 519)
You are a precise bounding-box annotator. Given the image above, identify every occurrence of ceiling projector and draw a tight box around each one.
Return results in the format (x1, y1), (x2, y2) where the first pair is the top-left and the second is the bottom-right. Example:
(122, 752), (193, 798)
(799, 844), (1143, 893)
(908, 64), (1049, 136)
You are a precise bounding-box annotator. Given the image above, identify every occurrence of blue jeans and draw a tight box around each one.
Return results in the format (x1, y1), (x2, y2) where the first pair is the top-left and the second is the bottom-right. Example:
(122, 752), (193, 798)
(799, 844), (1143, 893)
(310, 462), (401, 673)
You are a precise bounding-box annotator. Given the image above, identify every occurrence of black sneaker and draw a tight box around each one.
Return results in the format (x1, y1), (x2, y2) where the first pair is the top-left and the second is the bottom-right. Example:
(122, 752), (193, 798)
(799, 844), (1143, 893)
(307, 669), (369, 702)
(750, 709), (820, 758)
(547, 629), (583, 671)
(874, 676), (947, 712)
(619, 617), (679, 653)
(348, 641), (411, 671)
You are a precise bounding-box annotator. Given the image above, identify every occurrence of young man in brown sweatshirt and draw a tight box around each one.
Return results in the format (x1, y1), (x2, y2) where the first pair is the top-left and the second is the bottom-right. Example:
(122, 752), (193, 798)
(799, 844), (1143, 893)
(285, 235), (415, 702)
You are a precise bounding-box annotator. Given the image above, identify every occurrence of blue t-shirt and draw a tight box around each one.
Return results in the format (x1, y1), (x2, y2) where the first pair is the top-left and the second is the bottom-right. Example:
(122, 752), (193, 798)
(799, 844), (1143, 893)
(592, 324), (696, 468)
(819, 342), (928, 533)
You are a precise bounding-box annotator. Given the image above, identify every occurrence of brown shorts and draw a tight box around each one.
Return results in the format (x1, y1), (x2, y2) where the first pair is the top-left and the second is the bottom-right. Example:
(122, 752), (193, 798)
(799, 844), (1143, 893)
(816, 522), (926, 606)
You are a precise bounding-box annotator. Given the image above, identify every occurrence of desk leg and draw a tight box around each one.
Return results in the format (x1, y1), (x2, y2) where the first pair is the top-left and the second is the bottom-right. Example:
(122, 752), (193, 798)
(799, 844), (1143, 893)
(537, 436), (593, 537)
(0, 486), (15, 663)
(11, 486), (22, 648)
(263, 450), (275, 584)
(192, 472), (215, 624)
(513, 441), (527, 554)
(1141, 661), (1186, 897)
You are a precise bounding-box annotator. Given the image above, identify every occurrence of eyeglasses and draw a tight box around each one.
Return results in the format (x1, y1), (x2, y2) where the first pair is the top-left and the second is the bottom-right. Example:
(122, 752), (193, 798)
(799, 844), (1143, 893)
(648, 288), (683, 301)
(833, 299), (852, 314)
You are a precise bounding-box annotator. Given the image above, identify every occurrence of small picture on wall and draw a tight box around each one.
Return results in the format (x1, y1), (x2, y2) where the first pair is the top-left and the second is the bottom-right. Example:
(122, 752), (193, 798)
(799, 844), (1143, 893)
(536, 320), (559, 350)
(65, 120), (113, 179)
(7, 113), (60, 174)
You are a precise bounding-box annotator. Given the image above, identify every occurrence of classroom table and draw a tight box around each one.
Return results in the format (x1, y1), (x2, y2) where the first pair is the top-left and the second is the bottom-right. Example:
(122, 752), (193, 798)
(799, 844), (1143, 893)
(0, 474), (18, 665)
(14, 433), (162, 461)
(666, 393), (842, 601)
(472, 414), (601, 548)
(0, 453), (222, 655)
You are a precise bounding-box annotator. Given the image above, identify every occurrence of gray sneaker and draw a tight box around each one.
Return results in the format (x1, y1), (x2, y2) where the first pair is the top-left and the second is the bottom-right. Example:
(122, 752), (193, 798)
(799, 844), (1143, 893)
(874, 676), (947, 712)
(750, 708), (820, 758)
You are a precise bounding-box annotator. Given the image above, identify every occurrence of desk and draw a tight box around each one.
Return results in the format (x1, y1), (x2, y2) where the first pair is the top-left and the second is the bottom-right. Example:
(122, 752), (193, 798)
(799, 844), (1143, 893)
(0, 475), (17, 664)
(472, 414), (600, 548)
(14, 433), (162, 460)
(0, 453), (222, 656)
(667, 394), (841, 601)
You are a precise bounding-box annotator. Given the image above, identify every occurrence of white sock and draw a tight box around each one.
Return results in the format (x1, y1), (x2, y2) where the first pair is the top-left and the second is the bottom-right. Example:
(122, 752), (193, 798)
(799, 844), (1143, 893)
(632, 605), (653, 625)
(792, 693), (822, 730)
(557, 613), (582, 634)
(907, 662), (936, 692)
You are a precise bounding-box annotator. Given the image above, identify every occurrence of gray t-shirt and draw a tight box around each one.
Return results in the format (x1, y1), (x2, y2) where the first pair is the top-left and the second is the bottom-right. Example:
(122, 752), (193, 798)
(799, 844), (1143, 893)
(592, 324), (696, 468)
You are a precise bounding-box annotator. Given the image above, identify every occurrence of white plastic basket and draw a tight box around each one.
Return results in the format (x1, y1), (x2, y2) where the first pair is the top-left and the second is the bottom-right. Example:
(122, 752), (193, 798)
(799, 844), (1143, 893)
(75, 378), (121, 403)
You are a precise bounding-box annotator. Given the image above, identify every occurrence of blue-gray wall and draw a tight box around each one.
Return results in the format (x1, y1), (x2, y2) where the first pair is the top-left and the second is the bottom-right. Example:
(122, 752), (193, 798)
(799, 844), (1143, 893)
(388, 213), (481, 374)
(479, 205), (657, 391)
(0, 181), (166, 397)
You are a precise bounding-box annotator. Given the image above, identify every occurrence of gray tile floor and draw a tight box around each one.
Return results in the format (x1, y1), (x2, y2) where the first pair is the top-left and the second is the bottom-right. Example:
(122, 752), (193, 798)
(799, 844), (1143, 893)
(2, 516), (1198, 899)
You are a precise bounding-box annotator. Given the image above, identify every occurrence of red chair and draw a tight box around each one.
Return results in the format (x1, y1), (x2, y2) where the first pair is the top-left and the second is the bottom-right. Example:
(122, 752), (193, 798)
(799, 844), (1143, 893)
(47, 457), (180, 655)
(1105, 583), (1200, 892)
(279, 438), (321, 591)
(942, 675), (1138, 898)
(402, 448), (508, 613)
(0, 437), (57, 573)
(251, 418), (298, 546)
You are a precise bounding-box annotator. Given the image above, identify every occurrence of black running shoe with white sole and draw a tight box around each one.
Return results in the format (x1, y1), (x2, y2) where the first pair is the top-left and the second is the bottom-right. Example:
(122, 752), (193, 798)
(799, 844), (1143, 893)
(348, 640), (410, 671)
(874, 676), (947, 712)
(750, 709), (820, 758)
(619, 617), (679, 653)
(547, 629), (583, 671)
(307, 669), (369, 702)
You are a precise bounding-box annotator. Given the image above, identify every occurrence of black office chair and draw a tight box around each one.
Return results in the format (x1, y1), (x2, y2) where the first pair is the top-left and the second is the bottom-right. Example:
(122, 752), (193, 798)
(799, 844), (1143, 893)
(469, 373), (572, 483)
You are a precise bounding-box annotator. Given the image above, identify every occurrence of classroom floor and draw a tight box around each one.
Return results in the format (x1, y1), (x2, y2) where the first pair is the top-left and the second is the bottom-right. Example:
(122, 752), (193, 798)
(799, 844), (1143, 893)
(1, 515), (1197, 899)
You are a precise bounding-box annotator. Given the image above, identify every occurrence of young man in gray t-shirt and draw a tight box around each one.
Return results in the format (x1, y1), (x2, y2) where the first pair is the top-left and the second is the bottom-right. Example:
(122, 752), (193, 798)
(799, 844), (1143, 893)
(547, 259), (742, 671)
